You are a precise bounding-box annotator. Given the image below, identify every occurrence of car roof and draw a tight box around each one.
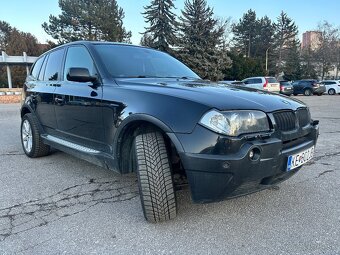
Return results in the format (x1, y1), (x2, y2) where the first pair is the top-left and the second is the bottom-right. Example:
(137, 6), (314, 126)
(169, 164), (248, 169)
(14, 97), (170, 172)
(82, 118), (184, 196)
(40, 40), (150, 57)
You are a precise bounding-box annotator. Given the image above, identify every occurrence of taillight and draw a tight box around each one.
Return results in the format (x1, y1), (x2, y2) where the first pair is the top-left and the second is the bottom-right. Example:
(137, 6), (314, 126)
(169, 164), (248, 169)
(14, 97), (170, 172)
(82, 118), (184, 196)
(263, 79), (268, 88)
(280, 85), (283, 91)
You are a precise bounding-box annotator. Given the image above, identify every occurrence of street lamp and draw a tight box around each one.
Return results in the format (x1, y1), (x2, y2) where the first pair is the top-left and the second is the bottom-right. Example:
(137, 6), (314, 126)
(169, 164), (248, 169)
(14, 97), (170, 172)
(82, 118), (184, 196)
(265, 46), (270, 75)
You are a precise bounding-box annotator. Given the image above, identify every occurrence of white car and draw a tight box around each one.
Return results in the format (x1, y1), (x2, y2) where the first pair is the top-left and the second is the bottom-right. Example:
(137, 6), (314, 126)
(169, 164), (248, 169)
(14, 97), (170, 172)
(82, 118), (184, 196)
(320, 80), (340, 95)
(242, 76), (280, 92)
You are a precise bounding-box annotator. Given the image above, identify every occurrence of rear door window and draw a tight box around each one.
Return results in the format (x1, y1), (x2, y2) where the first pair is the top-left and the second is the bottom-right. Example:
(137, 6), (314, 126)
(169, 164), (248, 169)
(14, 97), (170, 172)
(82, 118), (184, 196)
(247, 79), (255, 84)
(43, 48), (65, 81)
(254, 78), (262, 84)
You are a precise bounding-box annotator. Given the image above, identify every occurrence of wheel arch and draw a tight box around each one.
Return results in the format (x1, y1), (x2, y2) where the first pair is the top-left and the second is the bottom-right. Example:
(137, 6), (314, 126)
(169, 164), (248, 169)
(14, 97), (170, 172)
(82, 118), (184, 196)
(20, 104), (45, 134)
(20, 104), (32, 118)
(114, 114), (184, 174)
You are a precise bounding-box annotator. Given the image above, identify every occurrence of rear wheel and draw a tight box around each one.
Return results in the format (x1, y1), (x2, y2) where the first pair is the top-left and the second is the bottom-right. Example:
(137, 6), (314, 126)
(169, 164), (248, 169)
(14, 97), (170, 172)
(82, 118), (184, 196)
(328, 88), (336, 95)
(134, 131), (177, 223)
(304, 89), (312, 96)
(21, 113), (50, 157)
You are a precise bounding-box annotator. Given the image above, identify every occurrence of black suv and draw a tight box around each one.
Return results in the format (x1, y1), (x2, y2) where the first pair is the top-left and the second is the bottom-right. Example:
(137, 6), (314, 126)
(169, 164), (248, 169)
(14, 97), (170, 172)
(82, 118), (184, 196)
(21, 41), (319, 222)
(292, 79), (326, 96)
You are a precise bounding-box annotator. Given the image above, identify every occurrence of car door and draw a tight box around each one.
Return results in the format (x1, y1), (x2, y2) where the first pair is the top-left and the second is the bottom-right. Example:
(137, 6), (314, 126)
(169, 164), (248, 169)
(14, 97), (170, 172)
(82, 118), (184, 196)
(291, 81), (300, 94)
(25, 49), (65, 133)
(253, 78), (264, 90)
(54, 45), (105, 152)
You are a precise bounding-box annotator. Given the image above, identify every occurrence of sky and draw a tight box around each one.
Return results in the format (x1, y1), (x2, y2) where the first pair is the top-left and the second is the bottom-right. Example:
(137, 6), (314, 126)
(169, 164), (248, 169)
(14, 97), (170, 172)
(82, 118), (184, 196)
(0, 0), (339, 45)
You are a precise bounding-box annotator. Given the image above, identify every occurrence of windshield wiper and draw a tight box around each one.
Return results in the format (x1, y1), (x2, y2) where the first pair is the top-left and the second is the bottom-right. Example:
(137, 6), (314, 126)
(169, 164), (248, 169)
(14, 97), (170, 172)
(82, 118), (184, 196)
(163, 76), (198, 80)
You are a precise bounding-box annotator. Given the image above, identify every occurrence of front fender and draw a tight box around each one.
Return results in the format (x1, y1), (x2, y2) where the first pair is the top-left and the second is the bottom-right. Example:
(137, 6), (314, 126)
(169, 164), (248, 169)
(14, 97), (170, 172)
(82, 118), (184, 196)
(113, 113), (184, 155)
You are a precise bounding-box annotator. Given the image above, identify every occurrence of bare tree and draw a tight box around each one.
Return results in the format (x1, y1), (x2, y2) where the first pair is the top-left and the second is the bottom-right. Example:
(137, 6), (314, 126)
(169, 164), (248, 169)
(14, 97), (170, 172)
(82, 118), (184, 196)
(315, 21), (339, 79)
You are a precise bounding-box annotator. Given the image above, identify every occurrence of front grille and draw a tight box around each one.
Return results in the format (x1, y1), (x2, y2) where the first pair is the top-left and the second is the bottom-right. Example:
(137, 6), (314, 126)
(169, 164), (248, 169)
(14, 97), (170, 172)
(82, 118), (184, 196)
(297, 108), (310, 127)
(273, 111), (296, 131)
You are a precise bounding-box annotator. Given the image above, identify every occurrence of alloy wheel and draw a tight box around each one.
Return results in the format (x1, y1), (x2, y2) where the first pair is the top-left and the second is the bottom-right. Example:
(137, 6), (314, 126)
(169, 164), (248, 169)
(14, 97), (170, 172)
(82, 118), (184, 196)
(22, 119), (33, 153)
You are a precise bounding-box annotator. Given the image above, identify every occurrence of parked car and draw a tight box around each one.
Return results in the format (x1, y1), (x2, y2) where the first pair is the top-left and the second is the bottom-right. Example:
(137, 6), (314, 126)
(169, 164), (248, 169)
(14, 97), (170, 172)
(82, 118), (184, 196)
(279, 81), (293, 96)
(219, 80), (245, 86)
(320, 80), (340, 95)
(20, 41), (319, 222)
(241, 77), (280, 92)
(292, 79), (326, 96)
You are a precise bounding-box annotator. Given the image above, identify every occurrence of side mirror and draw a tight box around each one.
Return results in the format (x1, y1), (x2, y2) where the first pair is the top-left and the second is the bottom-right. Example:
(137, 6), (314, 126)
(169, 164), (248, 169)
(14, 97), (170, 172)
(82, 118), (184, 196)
(67, 67), (97, 83)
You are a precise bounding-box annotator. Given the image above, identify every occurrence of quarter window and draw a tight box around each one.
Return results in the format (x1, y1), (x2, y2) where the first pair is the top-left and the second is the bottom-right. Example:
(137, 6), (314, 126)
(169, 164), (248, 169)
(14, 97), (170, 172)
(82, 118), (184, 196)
(43, 48), (65, 81)
(63, 46), (96, 81)
(30, 56), (45, 79)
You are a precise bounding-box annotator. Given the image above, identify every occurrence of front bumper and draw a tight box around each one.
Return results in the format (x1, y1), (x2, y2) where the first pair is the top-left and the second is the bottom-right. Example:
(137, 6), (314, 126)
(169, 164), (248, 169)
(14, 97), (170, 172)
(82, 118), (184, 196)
(313, 86), (326, 94)
(175, 123), (319, 203)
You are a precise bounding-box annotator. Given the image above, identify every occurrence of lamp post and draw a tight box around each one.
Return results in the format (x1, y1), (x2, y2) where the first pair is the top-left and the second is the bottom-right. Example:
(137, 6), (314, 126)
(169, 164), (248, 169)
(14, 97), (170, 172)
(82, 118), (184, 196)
(265, 47), (270, 75)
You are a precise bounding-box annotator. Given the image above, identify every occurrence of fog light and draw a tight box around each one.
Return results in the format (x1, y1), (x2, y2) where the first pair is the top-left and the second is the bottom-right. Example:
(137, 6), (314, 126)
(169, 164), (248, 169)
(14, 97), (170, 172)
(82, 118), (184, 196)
(249, 148), (261, 161)
(249, 150), (254, 159)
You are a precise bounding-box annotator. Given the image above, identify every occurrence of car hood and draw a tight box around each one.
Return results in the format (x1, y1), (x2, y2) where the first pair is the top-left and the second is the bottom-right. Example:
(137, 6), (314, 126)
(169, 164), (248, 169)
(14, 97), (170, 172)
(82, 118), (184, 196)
(115, 78), (306, 112)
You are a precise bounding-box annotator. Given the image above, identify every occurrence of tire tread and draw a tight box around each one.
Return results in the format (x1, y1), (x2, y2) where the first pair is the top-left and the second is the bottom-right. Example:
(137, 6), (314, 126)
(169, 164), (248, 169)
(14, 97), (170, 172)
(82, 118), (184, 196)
(135, 132), (177, 222)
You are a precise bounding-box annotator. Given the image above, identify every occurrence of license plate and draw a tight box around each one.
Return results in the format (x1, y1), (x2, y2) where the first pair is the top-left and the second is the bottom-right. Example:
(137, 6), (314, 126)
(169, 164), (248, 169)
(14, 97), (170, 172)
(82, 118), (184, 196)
(287, 146), (314, 171)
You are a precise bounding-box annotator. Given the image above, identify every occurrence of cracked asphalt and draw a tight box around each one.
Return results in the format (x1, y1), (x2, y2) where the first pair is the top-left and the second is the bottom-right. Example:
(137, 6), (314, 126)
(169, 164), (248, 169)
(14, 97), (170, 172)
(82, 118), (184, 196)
(0, 96), (339, 255)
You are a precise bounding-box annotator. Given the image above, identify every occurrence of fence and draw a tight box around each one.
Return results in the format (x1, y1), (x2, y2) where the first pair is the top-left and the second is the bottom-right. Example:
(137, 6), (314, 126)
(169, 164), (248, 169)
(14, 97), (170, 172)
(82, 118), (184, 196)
(0, 51), (38, 88)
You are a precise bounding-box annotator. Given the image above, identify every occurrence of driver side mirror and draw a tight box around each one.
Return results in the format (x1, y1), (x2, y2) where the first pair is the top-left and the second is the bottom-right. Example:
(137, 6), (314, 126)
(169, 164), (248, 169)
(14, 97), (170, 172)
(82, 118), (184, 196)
(67, 67), (97, 83)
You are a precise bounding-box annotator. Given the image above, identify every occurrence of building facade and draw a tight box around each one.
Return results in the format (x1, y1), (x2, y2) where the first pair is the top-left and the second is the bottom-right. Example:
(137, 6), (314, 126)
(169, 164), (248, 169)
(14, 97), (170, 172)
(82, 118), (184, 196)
(302, 31), (321, 50)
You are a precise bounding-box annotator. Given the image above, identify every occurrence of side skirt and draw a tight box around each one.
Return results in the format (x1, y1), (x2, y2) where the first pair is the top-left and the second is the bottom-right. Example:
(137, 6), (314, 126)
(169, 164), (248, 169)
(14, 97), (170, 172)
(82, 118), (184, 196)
(41, 134), (119, 173)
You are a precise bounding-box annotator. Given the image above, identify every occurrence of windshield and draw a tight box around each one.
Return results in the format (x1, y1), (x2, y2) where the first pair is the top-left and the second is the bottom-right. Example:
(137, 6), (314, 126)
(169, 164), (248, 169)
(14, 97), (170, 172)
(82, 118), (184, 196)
(266, 77), (278, 83)
(94, 44), (200, 79)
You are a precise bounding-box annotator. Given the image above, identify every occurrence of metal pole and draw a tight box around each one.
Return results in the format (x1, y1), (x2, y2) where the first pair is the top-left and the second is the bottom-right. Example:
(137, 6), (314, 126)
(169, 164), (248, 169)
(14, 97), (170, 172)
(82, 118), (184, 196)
(6, 65), (12, 89)
(265, 47), (269, 74)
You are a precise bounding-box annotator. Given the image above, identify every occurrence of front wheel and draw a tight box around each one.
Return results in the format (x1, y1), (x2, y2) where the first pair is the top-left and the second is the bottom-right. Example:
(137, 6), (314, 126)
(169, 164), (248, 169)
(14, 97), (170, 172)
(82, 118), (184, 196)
(134, 131), (177, 222)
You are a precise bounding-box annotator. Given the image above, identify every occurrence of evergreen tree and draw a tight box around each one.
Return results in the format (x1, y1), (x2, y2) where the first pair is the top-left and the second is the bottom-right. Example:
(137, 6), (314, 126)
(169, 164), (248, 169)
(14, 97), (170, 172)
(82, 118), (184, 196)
(142, 0), (178, 53)
(177, 0), (230, 80)
(283, 39), (302, 81)
(140, 32), (155, 48)
(254, 16), (274, 58)
(232, 9), (258, 58)
(42, 0), (131, 44)
(273, 11), (298, 76)
(224, 51), (265, 80)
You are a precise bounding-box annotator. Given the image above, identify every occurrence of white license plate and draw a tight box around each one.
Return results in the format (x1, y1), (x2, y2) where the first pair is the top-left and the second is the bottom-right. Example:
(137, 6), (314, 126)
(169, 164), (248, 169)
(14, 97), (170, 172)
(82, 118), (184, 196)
(287, 146), (315, 171)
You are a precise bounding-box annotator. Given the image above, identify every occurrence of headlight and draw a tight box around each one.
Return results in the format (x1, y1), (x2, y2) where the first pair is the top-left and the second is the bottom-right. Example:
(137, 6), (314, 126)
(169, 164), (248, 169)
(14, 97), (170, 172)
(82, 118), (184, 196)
(199, 110), (270, 136)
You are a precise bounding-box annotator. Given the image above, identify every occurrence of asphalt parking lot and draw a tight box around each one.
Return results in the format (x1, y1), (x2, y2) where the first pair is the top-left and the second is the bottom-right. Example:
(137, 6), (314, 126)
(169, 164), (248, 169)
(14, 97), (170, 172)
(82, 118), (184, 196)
(0, 96), (339, 255)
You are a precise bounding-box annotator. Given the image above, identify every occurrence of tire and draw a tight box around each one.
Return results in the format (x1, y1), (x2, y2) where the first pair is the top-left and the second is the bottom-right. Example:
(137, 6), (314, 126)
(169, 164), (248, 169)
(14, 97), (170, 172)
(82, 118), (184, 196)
(134, 131), (177, 222)
(328, 88), (336, 95)
(21, 113), (50, 158)
(304, 89), (312, 96)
